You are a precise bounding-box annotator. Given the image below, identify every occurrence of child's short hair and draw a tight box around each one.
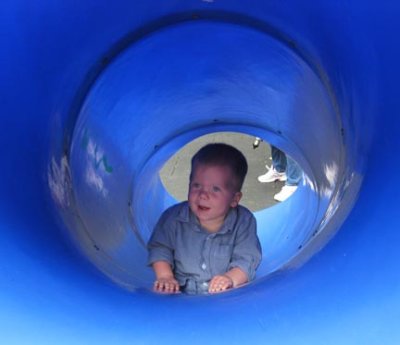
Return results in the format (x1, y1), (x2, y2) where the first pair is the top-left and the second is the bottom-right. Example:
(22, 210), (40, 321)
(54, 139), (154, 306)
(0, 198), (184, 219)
(190, 143), (248, 191)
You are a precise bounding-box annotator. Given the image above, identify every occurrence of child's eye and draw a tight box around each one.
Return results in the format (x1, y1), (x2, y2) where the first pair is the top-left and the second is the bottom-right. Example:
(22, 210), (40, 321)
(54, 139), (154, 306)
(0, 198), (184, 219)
(191, 182), (201, 189)
(212, 186), (221, 193)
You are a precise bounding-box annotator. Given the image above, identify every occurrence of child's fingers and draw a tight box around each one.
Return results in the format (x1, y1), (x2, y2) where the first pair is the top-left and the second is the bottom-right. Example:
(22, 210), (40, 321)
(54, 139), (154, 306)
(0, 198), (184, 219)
(164, 282), (178, 293)
(153, 279), (180, 293)
(208, 275), (233, 293)
(209, 281), (228, 293)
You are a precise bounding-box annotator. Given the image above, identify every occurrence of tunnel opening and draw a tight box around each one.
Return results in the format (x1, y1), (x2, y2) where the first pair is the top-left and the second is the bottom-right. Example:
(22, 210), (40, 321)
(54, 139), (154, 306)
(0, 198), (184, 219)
(159, 131), (302, 213)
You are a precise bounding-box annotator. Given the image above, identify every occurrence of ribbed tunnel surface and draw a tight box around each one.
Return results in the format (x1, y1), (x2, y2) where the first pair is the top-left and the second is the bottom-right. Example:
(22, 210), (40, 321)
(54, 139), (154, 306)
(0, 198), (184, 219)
(1, 2), (400, 344)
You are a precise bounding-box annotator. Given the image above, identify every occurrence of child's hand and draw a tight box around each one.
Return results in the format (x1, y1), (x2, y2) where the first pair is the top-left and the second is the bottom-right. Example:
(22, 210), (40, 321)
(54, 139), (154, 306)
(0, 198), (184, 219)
(208, 275), (233, 294)
(153, 277), (180, 294)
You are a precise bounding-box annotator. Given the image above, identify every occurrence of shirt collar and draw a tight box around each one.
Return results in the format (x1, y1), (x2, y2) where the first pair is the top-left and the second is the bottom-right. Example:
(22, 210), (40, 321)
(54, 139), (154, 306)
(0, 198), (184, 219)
(176, 201), (238, 234)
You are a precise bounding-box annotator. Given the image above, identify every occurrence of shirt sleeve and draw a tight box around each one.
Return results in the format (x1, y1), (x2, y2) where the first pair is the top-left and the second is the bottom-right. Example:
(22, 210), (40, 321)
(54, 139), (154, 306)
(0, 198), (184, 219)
(147, 208), (176, 268)
(228, 209), (262, 281)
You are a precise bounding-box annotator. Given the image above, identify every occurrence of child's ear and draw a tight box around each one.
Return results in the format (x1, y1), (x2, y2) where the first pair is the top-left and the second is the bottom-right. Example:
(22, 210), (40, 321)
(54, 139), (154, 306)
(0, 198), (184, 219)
(230, 192), (242, 208)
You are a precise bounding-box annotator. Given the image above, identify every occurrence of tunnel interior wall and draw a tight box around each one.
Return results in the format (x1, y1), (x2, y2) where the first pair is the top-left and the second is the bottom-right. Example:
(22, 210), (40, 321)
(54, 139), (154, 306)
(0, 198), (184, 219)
(1, 1), (400, 344)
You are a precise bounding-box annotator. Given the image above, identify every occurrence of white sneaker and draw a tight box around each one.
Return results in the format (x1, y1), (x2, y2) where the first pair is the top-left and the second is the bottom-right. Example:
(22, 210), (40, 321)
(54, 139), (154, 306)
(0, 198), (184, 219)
(258, 166), (287, 183)
(274, 185), (298, 202)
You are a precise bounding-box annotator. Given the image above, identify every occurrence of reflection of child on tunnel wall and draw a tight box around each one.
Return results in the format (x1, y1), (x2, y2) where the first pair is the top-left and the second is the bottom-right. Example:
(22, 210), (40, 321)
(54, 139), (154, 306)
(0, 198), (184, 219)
(148, 143), (262, 294)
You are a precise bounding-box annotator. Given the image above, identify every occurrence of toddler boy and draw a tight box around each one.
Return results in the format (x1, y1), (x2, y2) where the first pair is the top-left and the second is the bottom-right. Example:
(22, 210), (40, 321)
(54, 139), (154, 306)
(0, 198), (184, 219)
(148, 143), (262, 294)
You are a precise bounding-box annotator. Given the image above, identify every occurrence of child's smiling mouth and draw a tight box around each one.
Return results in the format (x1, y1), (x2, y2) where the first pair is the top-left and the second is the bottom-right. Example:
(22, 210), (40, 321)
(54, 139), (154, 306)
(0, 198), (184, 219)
(198, 205), (210, 211)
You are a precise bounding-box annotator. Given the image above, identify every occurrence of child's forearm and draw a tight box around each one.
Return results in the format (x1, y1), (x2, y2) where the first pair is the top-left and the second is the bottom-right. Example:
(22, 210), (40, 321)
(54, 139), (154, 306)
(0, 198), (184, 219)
(152, 261), (175, 279)
(224, 267), (248, 287)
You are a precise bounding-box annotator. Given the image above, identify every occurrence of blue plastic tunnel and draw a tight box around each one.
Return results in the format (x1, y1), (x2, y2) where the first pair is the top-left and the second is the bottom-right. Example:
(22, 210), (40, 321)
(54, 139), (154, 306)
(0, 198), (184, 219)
(1, 1), (400, 344)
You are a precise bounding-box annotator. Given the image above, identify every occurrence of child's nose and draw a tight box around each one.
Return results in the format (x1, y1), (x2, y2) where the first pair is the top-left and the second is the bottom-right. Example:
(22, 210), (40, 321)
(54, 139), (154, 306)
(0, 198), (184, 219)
(199, 189), (209, 199)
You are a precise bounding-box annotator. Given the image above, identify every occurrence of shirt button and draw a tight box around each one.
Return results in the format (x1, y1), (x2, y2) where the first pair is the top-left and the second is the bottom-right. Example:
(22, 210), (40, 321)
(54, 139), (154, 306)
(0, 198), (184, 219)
(201, 263), (207, 270)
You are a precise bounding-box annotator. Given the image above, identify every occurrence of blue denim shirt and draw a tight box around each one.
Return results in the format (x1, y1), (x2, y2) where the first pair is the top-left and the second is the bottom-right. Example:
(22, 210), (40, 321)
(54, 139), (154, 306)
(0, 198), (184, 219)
(147, 202), (262, 294)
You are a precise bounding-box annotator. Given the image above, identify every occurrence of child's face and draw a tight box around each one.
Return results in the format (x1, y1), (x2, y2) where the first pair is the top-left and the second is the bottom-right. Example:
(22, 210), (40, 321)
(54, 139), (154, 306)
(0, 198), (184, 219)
(188, 163), (242, 232)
